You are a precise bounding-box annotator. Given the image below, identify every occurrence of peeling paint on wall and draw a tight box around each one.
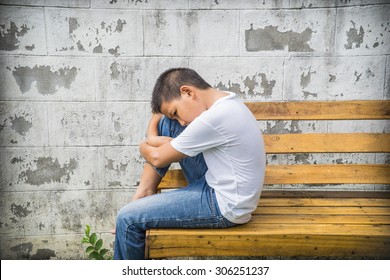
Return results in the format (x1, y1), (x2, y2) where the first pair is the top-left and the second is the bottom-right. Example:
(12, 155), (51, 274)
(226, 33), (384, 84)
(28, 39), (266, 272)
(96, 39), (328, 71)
(11, 65), (78, 95)
(10, 115), (33, 136)
(18, 157), (78, 186)
(59, 199), (84, 232)
(11, 202), (32, 218)
(10, 242), (33, 259)
(245, 24), (314, 52)
(110, 61), (120, 79)
(264, 121), (303, 134)
(1, 111), (33, 140)
(345, 21), (365, 49)
(10, 242), (55, 260)
(105, 158), (128, 175)
(30, 248), (56, 260)
(56, 16), (127, 55)
(0, 21), (33, 51)
(215, 73), (276, 99)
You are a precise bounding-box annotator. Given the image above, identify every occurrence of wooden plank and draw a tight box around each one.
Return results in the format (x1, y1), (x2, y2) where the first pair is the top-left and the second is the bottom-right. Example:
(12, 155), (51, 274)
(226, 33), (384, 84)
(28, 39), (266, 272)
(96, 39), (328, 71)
(264, 133), (390, 153)
(265, 164), (390, 184)
(149, 224), (390, 237)
(260, 191), (390, 199)
(159, 165), (390, 189)
(159, 169), (187, 189)
(247, 214), (390, 225)
(253, 206), (390, 215)
(245, 100), (390, 120)
(257, 198), (390, 207)
(146, 233), (390, 258)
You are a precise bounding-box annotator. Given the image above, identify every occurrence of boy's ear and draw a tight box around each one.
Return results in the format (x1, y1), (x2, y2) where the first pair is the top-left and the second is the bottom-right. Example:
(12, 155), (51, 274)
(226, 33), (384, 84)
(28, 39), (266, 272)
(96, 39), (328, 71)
(179, 85), (193, 97)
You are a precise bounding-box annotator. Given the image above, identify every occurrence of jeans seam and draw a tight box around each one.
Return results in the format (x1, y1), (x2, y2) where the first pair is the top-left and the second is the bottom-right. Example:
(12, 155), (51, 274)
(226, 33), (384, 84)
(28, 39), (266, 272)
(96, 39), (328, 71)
(209, 187), (217, 217)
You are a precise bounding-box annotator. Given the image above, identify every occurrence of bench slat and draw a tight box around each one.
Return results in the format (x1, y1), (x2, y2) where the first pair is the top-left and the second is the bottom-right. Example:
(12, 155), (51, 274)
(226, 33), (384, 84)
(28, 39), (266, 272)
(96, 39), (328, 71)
(159, 164), (390, 188)
(260, 191), (390, 198)
(150, 224), (390, 237)
(146, 232), (390, 258)
(264, 164), (390, 184)
(258, 198), (390, 207)
(264, 133), (390, 153)
(245, 100), (390, 120)
(254, 206), (390, 215)
(247, 215), (390, 225)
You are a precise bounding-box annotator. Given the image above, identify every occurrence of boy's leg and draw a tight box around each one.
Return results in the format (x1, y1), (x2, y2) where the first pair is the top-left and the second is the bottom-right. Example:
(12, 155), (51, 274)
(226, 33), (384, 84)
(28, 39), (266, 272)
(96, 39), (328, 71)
(114, 118), (220, 259)
(114, 176), (227, 259)
(131, 163), (161, 201)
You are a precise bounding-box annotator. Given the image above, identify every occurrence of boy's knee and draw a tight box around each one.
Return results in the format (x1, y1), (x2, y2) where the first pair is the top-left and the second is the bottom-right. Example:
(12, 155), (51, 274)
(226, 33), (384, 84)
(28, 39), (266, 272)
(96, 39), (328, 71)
(157, 116), (170, 137)
(116, 205), (134, 228)
(158, 117), (184, 138)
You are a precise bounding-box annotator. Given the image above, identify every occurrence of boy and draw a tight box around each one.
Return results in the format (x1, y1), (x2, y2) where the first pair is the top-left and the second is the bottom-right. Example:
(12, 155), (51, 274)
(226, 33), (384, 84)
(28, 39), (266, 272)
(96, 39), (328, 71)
(114, 68), (266, 259)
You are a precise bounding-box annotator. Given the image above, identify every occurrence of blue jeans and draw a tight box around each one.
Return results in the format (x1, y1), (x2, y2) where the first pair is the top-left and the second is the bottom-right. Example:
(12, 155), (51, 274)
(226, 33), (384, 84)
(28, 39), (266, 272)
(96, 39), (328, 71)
(114, 117), (236, 260)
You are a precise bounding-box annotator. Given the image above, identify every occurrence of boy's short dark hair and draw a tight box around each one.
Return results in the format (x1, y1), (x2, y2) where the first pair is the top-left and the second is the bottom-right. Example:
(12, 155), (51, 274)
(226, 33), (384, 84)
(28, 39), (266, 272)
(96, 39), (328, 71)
(151, 68), (211, 114)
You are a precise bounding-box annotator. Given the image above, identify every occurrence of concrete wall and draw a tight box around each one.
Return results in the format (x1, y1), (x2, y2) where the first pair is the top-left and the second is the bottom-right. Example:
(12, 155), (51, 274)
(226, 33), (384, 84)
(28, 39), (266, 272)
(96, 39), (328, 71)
(0, 0), (389, 259)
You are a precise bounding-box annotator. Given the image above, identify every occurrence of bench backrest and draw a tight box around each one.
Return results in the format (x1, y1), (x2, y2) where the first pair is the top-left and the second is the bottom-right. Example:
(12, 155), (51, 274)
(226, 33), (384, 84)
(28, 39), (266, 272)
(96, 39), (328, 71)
(158, 100), (390, 190)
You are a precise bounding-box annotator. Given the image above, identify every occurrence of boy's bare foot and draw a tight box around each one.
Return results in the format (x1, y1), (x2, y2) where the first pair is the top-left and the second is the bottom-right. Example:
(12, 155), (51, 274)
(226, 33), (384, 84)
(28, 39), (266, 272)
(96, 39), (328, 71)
(131, 187), (156, 201)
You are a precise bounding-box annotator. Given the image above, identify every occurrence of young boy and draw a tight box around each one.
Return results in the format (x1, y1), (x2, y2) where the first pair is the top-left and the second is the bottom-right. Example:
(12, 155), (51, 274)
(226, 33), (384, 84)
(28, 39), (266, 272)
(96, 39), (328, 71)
(114, 68), (266, 259)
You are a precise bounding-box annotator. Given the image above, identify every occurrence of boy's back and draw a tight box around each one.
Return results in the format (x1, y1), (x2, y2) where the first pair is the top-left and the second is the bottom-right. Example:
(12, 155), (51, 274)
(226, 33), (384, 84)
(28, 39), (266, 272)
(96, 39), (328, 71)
(171, 92), (266, 224)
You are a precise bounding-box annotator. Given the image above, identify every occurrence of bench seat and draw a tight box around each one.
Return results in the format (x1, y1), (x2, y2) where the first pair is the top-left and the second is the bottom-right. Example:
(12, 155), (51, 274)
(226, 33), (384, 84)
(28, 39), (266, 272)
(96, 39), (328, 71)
(146, 191), (390, 259)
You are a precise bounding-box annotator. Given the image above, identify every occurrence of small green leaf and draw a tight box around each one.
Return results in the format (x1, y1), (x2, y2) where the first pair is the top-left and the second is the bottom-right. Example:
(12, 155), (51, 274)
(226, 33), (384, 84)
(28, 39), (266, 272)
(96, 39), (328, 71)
(99, 249), (109, 256)
(95, 239), (103, 250)
(89, 251), (100, 260)
(81, 237), (90, 244)
(86, 246), (95, 254)
(85, 225), (91, 237)
(89, 233), (97, 245)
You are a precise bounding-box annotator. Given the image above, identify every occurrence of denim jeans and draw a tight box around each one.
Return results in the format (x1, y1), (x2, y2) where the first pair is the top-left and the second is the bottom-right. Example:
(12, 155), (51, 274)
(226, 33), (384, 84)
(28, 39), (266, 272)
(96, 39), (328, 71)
(114, 117), (236, 260)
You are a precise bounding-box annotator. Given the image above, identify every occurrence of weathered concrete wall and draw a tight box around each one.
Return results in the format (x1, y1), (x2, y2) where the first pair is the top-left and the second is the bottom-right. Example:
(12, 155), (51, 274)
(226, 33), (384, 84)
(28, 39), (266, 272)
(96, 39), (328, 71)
(0, 0), (389, 259)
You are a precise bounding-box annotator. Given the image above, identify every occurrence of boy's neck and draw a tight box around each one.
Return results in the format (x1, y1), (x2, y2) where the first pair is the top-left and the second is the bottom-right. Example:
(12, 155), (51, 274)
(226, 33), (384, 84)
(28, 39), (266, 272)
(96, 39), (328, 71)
(200, 88), (229, 110)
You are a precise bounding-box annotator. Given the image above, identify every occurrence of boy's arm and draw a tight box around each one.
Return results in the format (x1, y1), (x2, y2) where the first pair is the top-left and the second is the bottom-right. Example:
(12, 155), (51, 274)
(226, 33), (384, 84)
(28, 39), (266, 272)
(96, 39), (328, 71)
(146, 114), (172, 147)
(139, 140), (187, 168)
(140, 114), (186, 168)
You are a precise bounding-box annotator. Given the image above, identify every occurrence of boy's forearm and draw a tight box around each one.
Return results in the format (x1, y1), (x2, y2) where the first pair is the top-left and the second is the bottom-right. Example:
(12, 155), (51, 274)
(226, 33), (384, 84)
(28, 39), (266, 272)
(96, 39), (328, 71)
(147, 114), (163, 138)
(139, 140), (161, 167)
(145, 114), (172, 147)
(139, 140), (186, 168)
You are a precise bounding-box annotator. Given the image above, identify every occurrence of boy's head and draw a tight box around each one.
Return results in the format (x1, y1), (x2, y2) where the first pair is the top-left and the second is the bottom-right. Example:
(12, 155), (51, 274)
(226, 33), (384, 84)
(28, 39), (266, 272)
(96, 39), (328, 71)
(151, 68), (211, 114)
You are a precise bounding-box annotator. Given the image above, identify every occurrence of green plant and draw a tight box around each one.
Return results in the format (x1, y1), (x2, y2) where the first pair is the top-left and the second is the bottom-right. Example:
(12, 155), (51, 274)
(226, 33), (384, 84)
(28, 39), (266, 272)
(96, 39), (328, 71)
(82, 224), (111, 260)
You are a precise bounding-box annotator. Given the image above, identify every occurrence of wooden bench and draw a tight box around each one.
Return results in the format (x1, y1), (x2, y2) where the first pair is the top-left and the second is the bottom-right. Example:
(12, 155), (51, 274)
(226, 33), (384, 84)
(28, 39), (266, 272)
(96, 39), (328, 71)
(145, 100), (390, 259)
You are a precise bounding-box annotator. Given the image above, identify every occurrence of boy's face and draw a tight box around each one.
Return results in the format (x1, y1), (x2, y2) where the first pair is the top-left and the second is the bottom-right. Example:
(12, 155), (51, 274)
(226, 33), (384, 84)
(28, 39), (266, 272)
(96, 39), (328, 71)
(160, 92), (204, 126)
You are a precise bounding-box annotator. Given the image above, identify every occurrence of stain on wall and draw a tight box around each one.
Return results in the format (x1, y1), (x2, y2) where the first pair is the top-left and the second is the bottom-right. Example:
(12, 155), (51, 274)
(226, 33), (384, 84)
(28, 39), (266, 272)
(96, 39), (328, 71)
(10, 242), (56, 260)
(59, 199), (84, 232)
(10, 202), (32, 219)
(18, 157), (78, 186)
(216, 73), (276, 99)
(345, 21), (365, 49)
(0, 21), (34, 51)
(264, 121), (303, 134)
(10, 242), (33, 259)
(56, 16), (127, 55)
(11, 65), (78, 95)
(9, 115), (33, 136)
(245, 24), (314, 52)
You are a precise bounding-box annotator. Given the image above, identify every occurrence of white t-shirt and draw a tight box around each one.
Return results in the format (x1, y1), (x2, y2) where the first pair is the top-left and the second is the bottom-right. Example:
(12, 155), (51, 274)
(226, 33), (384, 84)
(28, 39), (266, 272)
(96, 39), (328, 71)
(171, 92), (266, 224)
